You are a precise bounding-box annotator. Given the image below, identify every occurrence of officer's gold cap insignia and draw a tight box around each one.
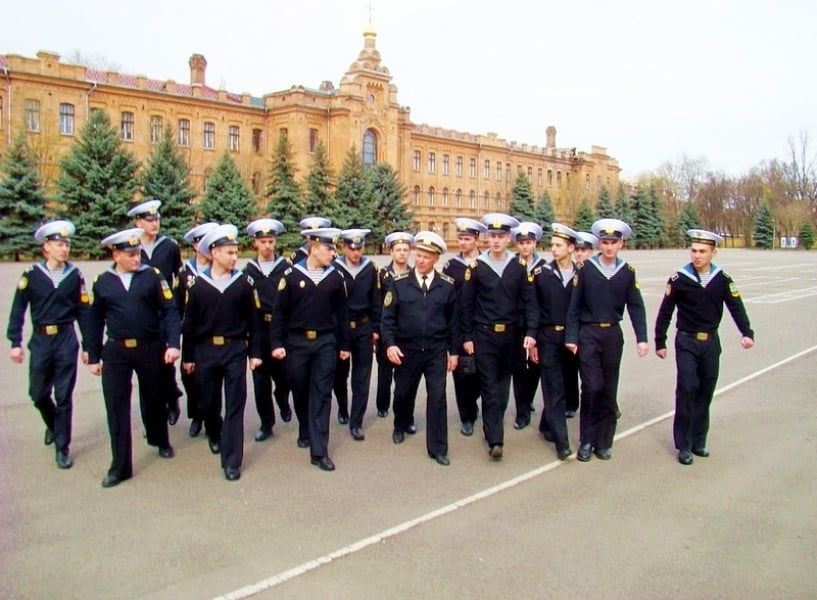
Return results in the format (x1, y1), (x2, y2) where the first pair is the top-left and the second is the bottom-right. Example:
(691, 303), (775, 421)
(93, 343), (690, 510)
(60, 229), (69, 238)
(604, 227), (614, 234)
(458, 225), (467, 231)
(492, 220), (501, 229)
(227, 233), (235, 241)
(128, 236), (139, 246)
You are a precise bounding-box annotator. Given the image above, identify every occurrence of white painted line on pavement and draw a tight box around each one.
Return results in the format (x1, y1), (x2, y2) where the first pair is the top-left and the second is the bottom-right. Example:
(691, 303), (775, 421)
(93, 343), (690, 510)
(214, 345), (817, 600)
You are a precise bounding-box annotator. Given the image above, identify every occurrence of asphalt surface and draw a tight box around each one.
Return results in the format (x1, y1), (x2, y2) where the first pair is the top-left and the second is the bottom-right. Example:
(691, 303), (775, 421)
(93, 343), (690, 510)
(1, 248), (815, 599)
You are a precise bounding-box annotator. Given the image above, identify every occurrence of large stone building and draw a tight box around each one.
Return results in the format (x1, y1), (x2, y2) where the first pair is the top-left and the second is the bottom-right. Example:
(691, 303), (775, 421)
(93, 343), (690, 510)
(0, 27), (620, 243)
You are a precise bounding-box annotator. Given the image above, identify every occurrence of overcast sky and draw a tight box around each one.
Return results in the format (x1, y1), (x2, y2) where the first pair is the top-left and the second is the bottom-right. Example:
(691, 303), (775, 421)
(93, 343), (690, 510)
(5, 0), (815, 178)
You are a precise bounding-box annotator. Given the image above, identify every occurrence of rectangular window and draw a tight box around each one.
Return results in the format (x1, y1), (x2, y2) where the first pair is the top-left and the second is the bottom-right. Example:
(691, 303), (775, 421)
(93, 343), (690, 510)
(413, 150), (421, 172)
(557, 171), (562, 187)
(547, 169), (553, 186)
(496, 161), (502, 181)
(178, 119), (190, 146)
(484, 160), (490, 179)
(279, 128), (288, 140)
(505, 163), (511, 181)
(537, 168), (543, 186)
(59, 103), (75, 135)
(456, 156), (463, 177)
(252, 129), (262, 153)
(428, 152), (436, 173)
(308, 128), (318, 154)
(150, 115), (163, 144)
(442, 154), (449, 175)
(527, 166), (533, 181)
(120, 111), (134, 141)
(203, 122), (215, 149)
(229, 125), (240, 152)
(469, 158), (476, 178)
(24, 99), (40, 132)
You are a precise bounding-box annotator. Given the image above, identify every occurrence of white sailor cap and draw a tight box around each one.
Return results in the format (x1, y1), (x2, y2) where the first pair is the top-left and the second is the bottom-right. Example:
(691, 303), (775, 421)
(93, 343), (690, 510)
(686, 229), (724, 246)
(340, 228), (371, 249)
(482, 213), (520, 232)
(550, 223), (579, 243)
(299, 216), (332, 230)
(198, 224), (239, 257)
(454, 218), (487, 236)
(127, 199), (162, 220)
(384, 231), (415, 247)
(247, 218), (285, 238)
(574, 231), (599, 249)
(513, 222), (544, 242)
(183, 222), (219, 244)
(592, 218), (632, 240)
(34, 220), (75, 243)
(414, 231), (447, 255)
(301, 227), (341, 247)
(101, 228), (144, 251)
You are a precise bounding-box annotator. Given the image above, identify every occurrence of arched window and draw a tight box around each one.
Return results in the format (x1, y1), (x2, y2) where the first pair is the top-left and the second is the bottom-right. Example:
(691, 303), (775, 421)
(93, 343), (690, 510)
(363, 129), (377, 166)
(428, 186), (435, 207)
(442, 188), (449, 207)
(469, 190), (476, 209)
(413, 185), (421, 205)
(456, 189), (462, 208)
(483, 191), (490, 209)
(495, 192), (502, 210)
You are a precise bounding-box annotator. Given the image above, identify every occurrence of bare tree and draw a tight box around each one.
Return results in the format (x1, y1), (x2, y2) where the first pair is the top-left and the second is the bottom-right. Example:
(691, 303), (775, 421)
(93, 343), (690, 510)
(783, 131), (817, 205)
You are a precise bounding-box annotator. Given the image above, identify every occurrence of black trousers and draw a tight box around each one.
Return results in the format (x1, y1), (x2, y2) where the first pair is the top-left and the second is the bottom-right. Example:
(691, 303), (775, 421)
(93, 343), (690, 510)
(160, 362), (180, 414)
(474, 326), (515, 447)
(577, 324), (623, 450)
(333, 323), (373, 429)
(28, 328), (79, 454)
(286, 333), (337, 458)
(374, 338), (394, 413)
(181, 367), (203, 422)
(392, 348), (448, 456)
(251, 340), (291, 431)
(564, 351), (580, 414)
(673, 332), (721, 451)
(100, 339), (169, 478)
(512, 341), (539, 422)
(453, 367), (480, 425)
(537, 332), (572, 452)
(195, 340), (248, 470)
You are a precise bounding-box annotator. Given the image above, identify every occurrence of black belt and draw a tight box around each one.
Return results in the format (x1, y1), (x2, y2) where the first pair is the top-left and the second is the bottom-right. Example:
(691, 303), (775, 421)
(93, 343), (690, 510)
(678, 330), (715, 341)
(349, 315), (370, 329)
(292, 329), (331, 340)
(35, 323), (72, 335)
(109, 335), (158, 348)
(478, 323), (513, 333)
(204, 336), (235, 346)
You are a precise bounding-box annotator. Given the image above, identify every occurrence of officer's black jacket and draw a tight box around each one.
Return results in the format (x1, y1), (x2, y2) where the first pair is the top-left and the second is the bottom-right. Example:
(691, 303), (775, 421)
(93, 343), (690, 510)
(141, 235), (181, 286)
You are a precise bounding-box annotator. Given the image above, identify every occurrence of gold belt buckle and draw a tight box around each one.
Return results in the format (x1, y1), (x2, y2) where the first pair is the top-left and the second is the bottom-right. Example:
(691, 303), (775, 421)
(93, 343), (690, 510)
(599, 323), (611, 328)
(263, 314), (272, 322)
(212, 336), (225, 346)
(305, 330), (317, 340)
(45, 325), (59, 335)
(695, 332), (709, 341)
(350, 321), (357, 329)
(494, 324), (506, 333)
(554, 325), (565, 332)
(124, 339), (138, 348)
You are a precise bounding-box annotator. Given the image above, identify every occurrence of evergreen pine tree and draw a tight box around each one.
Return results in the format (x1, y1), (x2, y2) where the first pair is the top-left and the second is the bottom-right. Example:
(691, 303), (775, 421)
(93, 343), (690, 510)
(333, 146), (375, 230)
(633, 185), (667, 249)
(198, 151), (257, 228)
(56, 109), (140, 258)
(265, 131), (304, 253)
(0, 133), (47, 260)
(367, 161), (412, 248)
(572, 199), (595, 232)
(753, 203), (774, 249)
(140, 125), (196, 241)
(595, 186), (615, 219)
(509, 173), (535, 220)
(676, 201), (701, 246)
(533, 191), (555, 227)
(304, 140), (336, 217)
(614, 185), (635, 226)
(798, 222), (815, 250)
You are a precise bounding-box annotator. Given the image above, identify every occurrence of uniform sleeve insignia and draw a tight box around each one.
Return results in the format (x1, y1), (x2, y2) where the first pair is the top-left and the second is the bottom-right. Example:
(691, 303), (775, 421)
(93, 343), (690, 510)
(572, 273), (579, 287)
(383, 290), (393, 307)
(670, 273), (679, 281)
(278, 278), (287, 291)
(533, 267), (542, 276)
(17, 276), (28, 290)
(635, 279), (640, 289)
(665, 283), (672, 296)
(393, 272), (409, 281)
(161, 279), (173, 300)
(284, 267), (293, 275)
(253, 289), (261, 309)
(439, 273), (454, 285)
(576, 261), (584, 270)
(153, 267), (161, 275)
(80, 278), (90, 304)
(729, 282), (740, 298)
(464, 268), (472, 281)
(299, 280), (306, 288)
(628, 264), (636, 272)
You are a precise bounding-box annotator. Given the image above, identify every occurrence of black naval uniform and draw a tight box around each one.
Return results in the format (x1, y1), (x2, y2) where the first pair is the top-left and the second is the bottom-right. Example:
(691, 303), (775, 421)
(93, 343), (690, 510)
(461, 253), (538, 448)
(532, 259), (579, 454)
(244, 256), (292, 432)
(140, 235), (183, 419)
(566, 255), (647, 452)
(176, 258), (205, 424)
(442, 255), (481, 428)
(182, 268), (263, 472)
(381, 269), (460, 456)
(333, 255), (379, 430)
(374, 263), (400, 415)
(271, 262), (350, 460)
(511, 252), (547, 426)
(7, 262), (91, 455)
(87, 265), (179, 480)
(655, 263), (754, 453)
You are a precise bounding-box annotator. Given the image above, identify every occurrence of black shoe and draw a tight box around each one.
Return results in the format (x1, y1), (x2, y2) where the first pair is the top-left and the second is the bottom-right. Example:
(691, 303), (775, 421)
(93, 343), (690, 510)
(337, 413), (349, 425)
(513, 416), (530, 430)
(594, 448), (612, 460)
(392, 430), (405, 444)
(406, 424), (417, 435)
(557, 447), (573, 461)
(224, 466), (241, 481)
(208, 438), (220, 455)
(44, 428), (55, 446)
(101, 473), (130, 488)
(529, 403), (536, 413)
(692, 447), (710, 458)
(489, 445), (503, 461)
(158, 445), (175, 459)
(280, 407), (292, 423)
(678, 450), (694, 465)
(296, 437), (310, 449)
(565, 410), (576, 419)
(167, 408), (181, 426)
(350, 427), (365, 441)
(56, 451), (73, 469)
(254, 428), (273, 442)
(428, 452), (450, 466)
(189, 420), (203, 438)
(377, 409), (388, 418)
(311, 456), (335, 471)
(543, 430), (555, 442)
(460, 422), (474, 437)
(577, 443), (593, 462)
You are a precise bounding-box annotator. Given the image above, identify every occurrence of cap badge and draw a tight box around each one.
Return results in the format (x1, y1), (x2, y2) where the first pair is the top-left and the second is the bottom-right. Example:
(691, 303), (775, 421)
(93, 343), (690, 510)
(128, 236), (139, 246)
(604, 227), (615, 234)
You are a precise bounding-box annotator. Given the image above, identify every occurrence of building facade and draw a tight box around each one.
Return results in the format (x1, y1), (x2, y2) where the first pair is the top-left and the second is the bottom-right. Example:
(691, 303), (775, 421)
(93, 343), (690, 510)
(0, 27), (620, 244)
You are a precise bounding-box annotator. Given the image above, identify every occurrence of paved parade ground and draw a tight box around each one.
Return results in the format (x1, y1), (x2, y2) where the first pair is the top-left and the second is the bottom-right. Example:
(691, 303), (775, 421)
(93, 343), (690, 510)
(1, 248), (816, 599)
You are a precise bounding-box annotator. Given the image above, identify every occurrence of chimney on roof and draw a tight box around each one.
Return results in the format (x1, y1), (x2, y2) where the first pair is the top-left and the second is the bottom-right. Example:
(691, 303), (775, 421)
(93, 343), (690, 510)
(189, 54), (207, 86)
(546, 126), (557, 149)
